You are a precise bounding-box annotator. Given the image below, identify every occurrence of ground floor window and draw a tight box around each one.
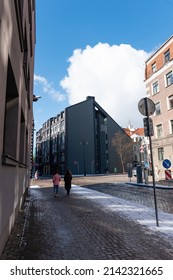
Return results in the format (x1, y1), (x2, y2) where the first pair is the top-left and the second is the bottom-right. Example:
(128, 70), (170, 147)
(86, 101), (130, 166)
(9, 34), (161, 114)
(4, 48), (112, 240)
(3, 58), (19, 162)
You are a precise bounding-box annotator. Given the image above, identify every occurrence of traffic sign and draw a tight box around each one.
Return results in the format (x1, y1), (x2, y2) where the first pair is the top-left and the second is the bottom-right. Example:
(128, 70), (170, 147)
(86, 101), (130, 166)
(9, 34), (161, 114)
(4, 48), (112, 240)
(138, 97), (155, 116)
(162, 159), (171, 169)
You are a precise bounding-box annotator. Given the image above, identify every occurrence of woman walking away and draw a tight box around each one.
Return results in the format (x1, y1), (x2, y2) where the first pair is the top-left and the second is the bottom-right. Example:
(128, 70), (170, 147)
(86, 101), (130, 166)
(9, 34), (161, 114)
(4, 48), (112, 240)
(64, 170), (72, 196)
(52, 170), (61, 197)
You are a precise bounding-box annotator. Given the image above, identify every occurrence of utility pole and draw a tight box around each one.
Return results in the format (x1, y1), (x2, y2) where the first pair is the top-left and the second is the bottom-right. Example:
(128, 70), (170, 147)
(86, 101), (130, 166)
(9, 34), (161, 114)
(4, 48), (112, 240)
(138, 97), (159, 227)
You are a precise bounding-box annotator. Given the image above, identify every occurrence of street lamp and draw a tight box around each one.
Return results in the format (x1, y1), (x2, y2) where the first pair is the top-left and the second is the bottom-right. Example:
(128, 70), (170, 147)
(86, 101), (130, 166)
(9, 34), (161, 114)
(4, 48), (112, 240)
(33, 94), (41, 102)
(32, 94), (41, 177)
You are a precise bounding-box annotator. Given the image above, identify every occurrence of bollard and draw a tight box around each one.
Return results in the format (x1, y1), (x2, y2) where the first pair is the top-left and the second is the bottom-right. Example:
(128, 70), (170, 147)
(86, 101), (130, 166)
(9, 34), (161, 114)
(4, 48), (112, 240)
(144, 168), (148, 184)
(136, 165), (143, 183)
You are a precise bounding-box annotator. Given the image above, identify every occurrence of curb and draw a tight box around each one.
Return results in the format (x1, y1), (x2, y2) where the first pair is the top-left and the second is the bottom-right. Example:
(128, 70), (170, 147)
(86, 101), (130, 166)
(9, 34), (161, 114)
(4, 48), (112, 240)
(126, 182), (173, 190)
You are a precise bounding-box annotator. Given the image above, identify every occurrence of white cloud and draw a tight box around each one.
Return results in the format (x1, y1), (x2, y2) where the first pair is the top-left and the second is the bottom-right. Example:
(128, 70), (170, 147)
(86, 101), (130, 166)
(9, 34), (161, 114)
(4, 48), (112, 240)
(34, 74), (65, 102)
(60, 43), (149, 128)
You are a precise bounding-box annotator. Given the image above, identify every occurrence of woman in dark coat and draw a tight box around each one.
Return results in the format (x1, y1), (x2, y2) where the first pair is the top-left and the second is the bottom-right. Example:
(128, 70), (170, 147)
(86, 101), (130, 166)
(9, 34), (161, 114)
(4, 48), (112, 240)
(64, 170), (72, 195)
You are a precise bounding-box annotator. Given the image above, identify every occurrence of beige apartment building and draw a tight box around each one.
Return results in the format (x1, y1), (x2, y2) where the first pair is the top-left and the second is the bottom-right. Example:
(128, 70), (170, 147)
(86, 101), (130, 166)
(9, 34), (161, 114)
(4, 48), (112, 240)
(145, 35), (173, 179)
(0, 0), (36, 255)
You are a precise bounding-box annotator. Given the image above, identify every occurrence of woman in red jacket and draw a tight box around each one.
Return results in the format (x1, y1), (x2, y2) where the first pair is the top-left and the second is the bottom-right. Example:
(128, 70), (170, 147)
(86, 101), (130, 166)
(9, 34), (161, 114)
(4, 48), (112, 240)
(52, 170), (61, 197)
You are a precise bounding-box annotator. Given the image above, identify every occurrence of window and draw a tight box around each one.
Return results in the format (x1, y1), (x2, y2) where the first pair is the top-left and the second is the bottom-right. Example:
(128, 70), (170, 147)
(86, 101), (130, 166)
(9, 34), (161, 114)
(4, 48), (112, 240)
(60, 120), (65, 131)
(164, 49), (170, 63)
(166, 71), (173, 87)
(158, 147), (164, 161)
(155, 102), (161, 115)
(156, 124), (163, 138)
(168, 95), (173, 110)
(23, 28), (28, 90)
(152, 81), (159, 95)
(152, 62), (157, 73)
(170, 120), (173, 134)
(14, 0), (24, 51)
(3, 59), (19, 162)
(19, 110), (26, 164)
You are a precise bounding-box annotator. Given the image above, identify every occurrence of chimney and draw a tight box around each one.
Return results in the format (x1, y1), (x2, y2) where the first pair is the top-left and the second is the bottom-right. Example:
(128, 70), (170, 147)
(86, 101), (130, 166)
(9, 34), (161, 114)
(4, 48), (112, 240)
(86, 96), (95, 100)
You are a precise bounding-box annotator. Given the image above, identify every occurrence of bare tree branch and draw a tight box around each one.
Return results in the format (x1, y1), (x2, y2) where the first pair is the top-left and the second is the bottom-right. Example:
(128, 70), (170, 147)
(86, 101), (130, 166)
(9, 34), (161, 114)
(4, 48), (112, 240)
(112, 131), (133, 173)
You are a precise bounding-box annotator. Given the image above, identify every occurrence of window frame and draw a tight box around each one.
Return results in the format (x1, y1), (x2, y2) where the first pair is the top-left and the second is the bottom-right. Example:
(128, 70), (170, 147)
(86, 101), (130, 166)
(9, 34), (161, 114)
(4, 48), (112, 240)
(2, 59), (19, 166)
(156, 124), (163, 138)
(158, 147), (164, 161)
(155, 102), (161, 116)
(168, 95), (173, 110)
(164, 49), (170, 63)
(166, 71), (173, 87)
(152, 81), (159, 95)
(170, 120), (173, 134)
(152, 62), (157, 73)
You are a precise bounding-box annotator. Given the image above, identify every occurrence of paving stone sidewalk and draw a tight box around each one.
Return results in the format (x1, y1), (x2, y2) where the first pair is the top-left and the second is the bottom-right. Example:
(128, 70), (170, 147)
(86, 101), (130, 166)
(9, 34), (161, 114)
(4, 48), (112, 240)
(1, 181), (173, 260)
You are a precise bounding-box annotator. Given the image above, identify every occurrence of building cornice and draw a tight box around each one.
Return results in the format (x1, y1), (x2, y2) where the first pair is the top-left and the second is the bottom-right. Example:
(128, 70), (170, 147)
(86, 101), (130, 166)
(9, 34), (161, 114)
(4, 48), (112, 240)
(145, 59), (173, 84)
(145, 35), (173, 63)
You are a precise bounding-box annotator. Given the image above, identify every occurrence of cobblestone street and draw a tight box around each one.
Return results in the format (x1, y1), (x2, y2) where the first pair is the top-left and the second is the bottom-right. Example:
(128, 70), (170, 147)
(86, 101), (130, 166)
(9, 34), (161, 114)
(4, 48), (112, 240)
(1, 175), (173, 260)
(83, 182), (173, 214)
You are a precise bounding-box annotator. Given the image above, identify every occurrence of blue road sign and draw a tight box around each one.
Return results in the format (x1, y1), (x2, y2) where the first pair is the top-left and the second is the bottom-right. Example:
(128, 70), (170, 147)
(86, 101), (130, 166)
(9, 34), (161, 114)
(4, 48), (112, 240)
(162, 159), (171, 169)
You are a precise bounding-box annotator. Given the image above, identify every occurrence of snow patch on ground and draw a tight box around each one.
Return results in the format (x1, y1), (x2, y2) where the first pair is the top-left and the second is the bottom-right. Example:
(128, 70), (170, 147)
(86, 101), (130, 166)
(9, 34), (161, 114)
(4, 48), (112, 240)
(72, 185), (173, 245)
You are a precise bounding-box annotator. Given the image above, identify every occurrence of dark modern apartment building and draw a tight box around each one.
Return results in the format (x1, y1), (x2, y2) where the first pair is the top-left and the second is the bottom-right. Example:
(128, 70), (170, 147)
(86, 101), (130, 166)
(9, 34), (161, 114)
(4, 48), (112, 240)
(0, 0), (36, 255)
(36, 97), (132, 176)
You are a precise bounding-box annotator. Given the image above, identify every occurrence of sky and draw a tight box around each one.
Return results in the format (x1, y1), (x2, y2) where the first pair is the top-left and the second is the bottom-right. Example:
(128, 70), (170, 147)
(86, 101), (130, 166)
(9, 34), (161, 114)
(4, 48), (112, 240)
(33, 0), (173, 132)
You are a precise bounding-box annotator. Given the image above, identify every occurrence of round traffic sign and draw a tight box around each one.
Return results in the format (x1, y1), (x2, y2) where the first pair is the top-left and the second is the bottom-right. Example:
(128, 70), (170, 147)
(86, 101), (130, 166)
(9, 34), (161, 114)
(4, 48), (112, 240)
(162, 159), (171, 169)
(138, 97), (155, 116)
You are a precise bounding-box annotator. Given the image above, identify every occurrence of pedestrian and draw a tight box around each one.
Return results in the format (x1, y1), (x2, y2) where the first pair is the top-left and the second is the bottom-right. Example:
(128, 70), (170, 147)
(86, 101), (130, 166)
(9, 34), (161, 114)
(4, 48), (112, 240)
(64, 169), (72, 195)
(35, 170), (38, 180)
(52, 170), (61, 197)
(155, 165), (160, 180)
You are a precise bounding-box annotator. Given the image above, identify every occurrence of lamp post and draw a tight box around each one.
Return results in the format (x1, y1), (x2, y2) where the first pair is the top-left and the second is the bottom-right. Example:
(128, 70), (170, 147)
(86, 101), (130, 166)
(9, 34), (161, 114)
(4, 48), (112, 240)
(33, 94), (41, 102)
(32, 94), (41, 177)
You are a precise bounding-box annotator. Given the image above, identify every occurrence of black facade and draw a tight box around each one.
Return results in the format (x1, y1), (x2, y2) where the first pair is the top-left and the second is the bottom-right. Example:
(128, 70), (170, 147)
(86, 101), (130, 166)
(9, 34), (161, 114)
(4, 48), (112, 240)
(36, 97), (132, 175)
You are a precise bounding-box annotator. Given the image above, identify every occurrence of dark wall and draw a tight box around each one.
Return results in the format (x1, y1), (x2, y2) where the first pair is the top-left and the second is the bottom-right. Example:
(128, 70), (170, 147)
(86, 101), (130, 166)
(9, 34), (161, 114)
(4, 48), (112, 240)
(65, 99), (95, 175)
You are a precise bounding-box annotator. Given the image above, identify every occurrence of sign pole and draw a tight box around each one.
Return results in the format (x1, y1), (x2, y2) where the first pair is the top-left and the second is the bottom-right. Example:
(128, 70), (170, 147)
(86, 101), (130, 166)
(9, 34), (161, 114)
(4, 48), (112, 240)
(144, 98), (159, 227)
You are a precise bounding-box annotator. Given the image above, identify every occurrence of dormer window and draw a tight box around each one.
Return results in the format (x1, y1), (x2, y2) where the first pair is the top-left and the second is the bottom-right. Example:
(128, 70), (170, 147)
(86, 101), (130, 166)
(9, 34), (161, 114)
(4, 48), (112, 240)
(152, 62), (156, 73)
(164, 49), (170, 63)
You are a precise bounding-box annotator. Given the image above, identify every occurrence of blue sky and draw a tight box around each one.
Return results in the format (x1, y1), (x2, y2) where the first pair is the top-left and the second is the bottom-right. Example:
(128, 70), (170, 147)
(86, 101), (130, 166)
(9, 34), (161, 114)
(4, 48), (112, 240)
(34, 0), (173, 132)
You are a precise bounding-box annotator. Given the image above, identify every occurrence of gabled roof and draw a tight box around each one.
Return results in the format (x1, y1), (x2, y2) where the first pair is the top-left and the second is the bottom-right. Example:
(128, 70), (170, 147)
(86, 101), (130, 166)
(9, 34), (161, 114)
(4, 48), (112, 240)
(124, 127), (144, 137)
(133, 128), (144, 136)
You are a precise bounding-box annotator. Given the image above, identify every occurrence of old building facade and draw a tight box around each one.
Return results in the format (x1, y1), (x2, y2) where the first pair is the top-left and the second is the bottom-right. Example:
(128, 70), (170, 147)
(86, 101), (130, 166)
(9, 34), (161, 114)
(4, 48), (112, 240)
(35, 97), (132, 176)
(0, 0), (36, 255)
(145, 35), (173, 179)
